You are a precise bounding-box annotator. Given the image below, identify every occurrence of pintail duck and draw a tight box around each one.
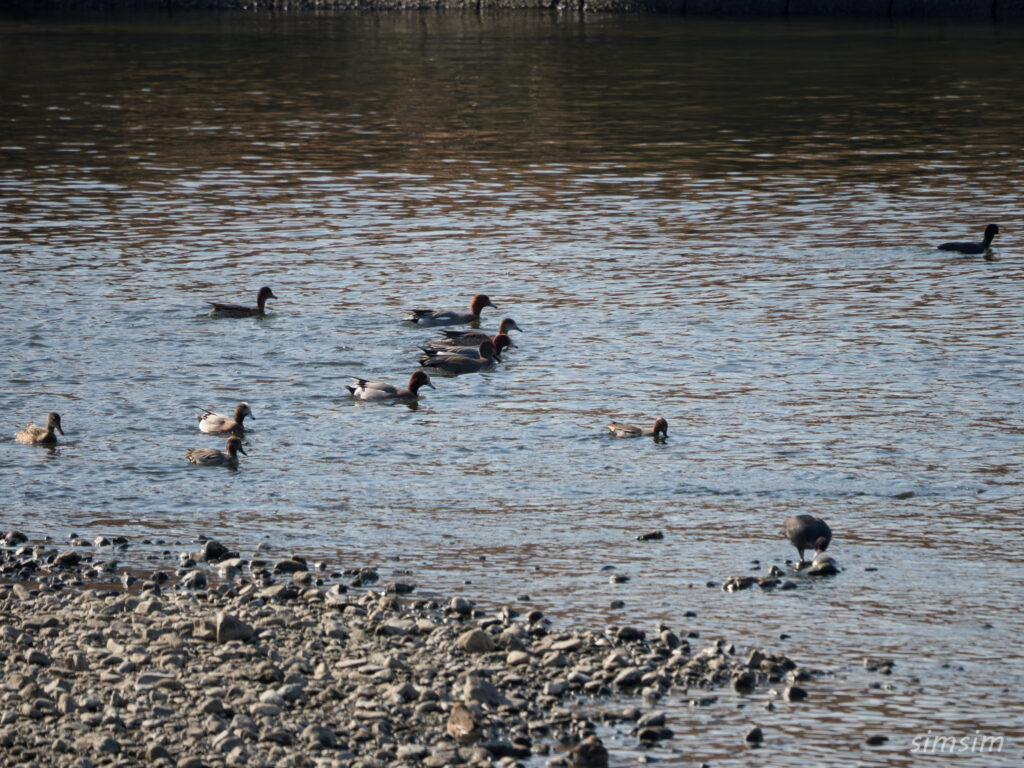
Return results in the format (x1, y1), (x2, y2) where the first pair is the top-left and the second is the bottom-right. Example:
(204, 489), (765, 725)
(208, 286), (277, 318)
(436, 318), (522, 346)
(196, 402), (253, 434)
(420, 333), (515, 359)
(347, 371), (435, 402)
(938, 223), (999, 255)
(607, 417), (668, 439)
(419, 339), (501, 374)
(405, 294), (495, 327)
(782, 514), (832, 563)
(186, 435), (246, 467)
(15, 412), (64, 444)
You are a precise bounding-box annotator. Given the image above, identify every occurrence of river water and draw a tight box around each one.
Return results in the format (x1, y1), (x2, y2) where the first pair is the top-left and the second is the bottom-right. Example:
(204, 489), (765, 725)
(2, 10), (1023, 766)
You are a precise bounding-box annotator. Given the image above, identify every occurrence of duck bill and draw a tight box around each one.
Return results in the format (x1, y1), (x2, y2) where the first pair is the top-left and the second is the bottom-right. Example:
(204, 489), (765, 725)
(56, 426), (65, 435)
(238, 446), (248, 455)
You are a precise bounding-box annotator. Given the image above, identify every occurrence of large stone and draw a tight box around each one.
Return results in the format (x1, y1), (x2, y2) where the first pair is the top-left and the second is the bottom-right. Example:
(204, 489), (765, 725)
(456, 629), (494, 653)
(215, 612), (253, 643)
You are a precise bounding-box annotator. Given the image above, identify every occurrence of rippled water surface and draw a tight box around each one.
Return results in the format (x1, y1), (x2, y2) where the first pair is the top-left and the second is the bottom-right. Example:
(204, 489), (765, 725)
(2, 10), (1024, 766)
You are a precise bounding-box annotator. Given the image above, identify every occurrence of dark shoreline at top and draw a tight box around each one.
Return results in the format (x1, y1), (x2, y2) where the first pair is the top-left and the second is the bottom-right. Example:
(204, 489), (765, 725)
(2, 0), (1024, 22)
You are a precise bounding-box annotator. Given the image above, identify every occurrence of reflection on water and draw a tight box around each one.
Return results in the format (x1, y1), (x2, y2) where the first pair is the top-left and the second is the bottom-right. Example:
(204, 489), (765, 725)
(2, 11), (1023, 766)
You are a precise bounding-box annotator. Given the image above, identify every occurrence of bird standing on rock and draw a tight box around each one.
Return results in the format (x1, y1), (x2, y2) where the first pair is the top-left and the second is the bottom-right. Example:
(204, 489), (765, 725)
(782, 514), (832, 564)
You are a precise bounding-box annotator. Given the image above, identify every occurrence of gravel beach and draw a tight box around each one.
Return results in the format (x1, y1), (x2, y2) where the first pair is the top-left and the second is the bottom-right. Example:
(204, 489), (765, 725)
(0, 532), (807, 768)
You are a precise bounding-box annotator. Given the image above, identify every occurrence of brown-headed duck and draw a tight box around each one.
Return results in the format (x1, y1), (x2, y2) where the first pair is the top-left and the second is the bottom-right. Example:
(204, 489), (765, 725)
(607, 417), (668, 439)
(420, 333), (515, 359)
(418, 339), (501, 374)
(938, 223), (999, 255)
(208, 286), (276, 318)
(347, 371), (435, 402)
(15, 412), (64, 444)
(782, 514), (832, 564)
(436, 317), (522, 345)
(186, 435), (246, 467)
(196, 402), (253, 434)
(405, 294), (495, 327)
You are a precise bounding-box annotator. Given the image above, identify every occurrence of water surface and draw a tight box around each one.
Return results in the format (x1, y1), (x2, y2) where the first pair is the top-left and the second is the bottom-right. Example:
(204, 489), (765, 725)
(2, 11), (1023, 766)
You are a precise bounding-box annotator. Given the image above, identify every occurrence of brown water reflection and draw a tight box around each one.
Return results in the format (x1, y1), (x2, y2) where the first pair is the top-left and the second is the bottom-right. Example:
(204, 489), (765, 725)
(3, 9), (1024, 767)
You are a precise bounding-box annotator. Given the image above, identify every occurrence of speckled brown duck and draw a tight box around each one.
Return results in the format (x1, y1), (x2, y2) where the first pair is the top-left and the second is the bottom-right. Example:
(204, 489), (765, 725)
(15, 412), (64, 444)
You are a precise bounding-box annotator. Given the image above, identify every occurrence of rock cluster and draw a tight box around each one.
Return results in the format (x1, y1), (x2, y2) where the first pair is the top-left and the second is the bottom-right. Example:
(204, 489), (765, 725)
(1, 533), (809, 767)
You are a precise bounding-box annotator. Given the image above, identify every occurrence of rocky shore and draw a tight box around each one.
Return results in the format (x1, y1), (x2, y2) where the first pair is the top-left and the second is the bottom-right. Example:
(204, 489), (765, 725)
(1, 531), (815, 768)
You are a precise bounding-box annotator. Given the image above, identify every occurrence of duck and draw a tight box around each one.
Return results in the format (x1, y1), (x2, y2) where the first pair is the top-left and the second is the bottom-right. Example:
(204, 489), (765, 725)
(782, 514), (832, 564)
(420, 333), (515, 359)
(208, 286), (277, 318)
(405, 294), (495, 327)
(185, 435), (246, 467)
(196, 402), (253, 434)
(15, 412), (64, 444)
(607, 417), (668, 439)
(347, 371), (435, 402)
(435, 318), (522, 346)
(418, 339), (501, 374)
(938, 224), (999, 255)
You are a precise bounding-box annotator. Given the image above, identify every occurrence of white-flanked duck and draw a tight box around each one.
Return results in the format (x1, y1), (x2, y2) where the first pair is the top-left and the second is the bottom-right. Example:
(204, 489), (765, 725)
(419, 339), (501, 374)
(435, 317), (522, 346)
(186, 435), (246, 467)
(405, 294), (495, 327)
(938, 224), (999, 255)
(208, 286), (277, 318)
(196, 402), (253, 434)
(420, 333), (515, 360)
(347, 371), (435, 402)
(16, 412), (64, 444)
(782, 514), (832, 563)
(607, 417), (668, 439)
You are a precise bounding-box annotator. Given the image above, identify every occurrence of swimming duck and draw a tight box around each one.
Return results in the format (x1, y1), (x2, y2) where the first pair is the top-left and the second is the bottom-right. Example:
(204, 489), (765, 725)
(208, 286), (277, 318)
(782, 514), (832, 563)
(405, 294), (495, 327)
(196, 402), (253, 434)
(347, 371), (435, 402)
(185, 435), (246, 467)
(938, 224), (999, 254)
(420, 333), (515, 359)
(607, 417), (668, 439)
(15, 412), (64, 444)
(419, 339), (501, 374)
(435, 318), (522, 346)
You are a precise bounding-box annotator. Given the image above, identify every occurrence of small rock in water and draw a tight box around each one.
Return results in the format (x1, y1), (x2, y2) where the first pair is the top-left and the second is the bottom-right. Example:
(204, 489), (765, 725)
(784, 685), (808, 702)
(865, 734), (889, 746)
(807, 555), (839, 577)
(745, 726), (764, 745)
